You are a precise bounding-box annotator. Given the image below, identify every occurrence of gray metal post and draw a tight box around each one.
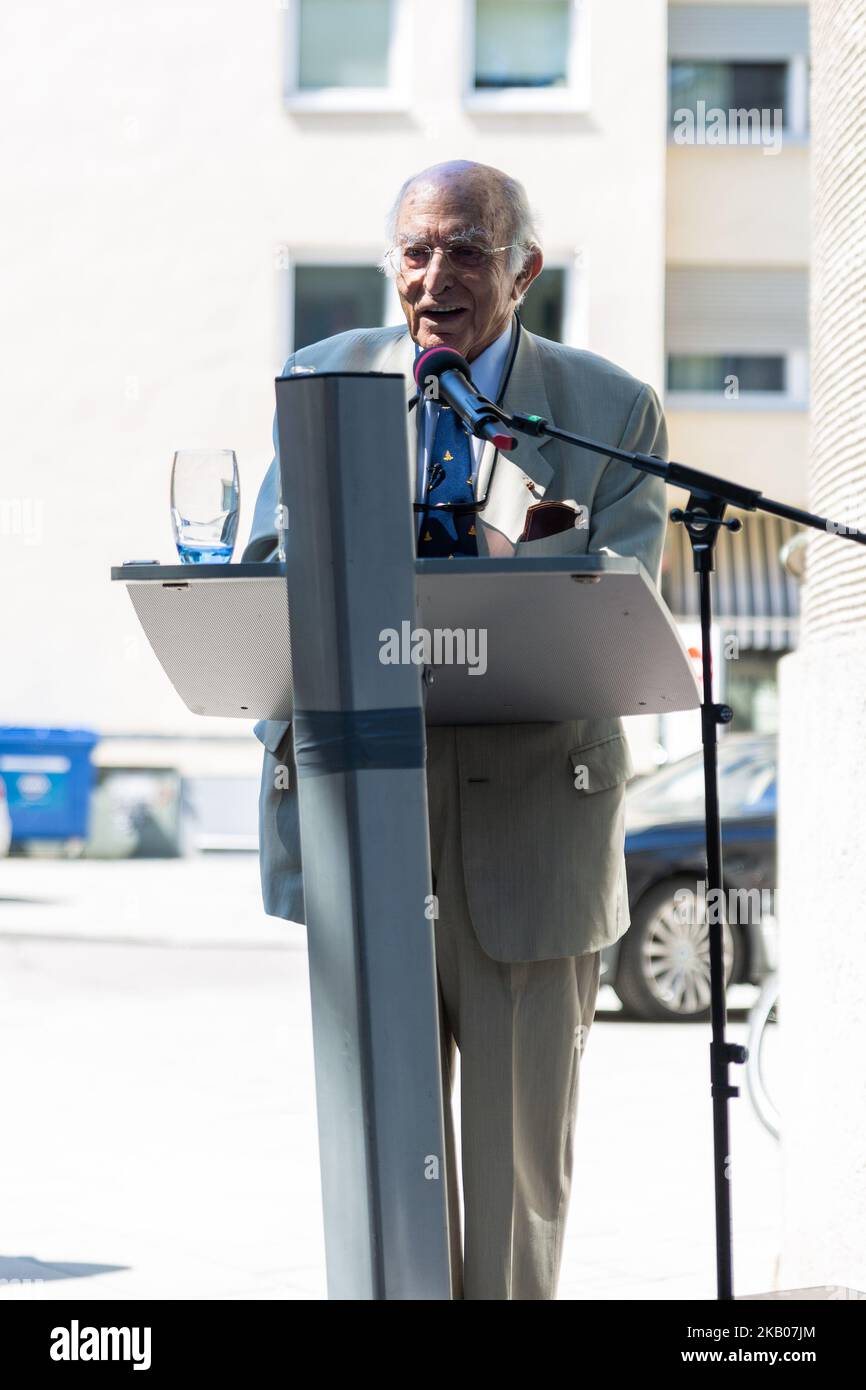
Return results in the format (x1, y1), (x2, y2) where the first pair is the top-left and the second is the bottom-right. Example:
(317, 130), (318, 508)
(276, 371), (453, 1300)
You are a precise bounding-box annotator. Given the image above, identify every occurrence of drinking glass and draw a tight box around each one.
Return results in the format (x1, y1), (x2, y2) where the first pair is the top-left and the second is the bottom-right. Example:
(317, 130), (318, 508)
(170, 450), (239, 563)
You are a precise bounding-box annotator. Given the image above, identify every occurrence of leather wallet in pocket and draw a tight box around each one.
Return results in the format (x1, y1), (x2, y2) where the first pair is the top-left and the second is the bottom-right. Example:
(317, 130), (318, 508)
(519, 500), (579, 543)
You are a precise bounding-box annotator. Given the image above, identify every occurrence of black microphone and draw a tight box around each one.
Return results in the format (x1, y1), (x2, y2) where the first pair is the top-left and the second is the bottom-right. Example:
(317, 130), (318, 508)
(413, 346), (518, 451)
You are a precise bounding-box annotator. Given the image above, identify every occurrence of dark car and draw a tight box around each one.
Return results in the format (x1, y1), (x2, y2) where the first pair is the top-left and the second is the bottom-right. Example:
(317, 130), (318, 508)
(601, 734), (777, 1021)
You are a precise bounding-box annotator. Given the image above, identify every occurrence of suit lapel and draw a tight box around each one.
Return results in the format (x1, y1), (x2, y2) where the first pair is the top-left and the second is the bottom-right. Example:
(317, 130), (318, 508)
(475, 325), (557, 551)
(379, 328), (420, 496)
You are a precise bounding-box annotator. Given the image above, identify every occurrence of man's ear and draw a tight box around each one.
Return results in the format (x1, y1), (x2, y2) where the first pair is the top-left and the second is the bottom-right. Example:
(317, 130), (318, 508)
(512, 247), (544, 302)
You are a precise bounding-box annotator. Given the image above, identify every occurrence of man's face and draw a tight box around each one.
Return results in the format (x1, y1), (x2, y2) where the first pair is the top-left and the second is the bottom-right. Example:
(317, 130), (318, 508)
(393, 179), (541, 361)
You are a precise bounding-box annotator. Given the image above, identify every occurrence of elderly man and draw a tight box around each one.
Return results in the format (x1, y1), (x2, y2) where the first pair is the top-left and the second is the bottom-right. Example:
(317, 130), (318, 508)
(245, 161), (668, 1301)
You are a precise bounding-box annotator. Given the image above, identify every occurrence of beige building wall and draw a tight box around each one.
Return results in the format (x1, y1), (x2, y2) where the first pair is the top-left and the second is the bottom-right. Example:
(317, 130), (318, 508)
(667, 410), (810, 504)
(667, 147), (809, 267)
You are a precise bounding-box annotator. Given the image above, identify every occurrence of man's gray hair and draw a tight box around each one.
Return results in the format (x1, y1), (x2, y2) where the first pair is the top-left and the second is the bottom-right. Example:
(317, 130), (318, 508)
(380, 167), (542, 283)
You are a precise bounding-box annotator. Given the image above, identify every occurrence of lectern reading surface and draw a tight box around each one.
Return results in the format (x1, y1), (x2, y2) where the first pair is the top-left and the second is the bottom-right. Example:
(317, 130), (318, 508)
(111, 555), (700, 723)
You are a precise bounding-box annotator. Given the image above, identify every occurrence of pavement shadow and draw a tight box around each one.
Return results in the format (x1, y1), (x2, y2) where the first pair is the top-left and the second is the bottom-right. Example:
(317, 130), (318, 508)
(0, 1255), (128, 1284)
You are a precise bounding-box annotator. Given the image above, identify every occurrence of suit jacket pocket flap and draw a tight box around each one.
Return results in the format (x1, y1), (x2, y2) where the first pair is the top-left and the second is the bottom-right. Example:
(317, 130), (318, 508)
(569, 734), (634, 793)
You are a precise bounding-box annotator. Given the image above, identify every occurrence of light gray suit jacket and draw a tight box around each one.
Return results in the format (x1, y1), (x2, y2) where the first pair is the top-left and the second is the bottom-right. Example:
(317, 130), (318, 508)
(244, 320), (669, 961)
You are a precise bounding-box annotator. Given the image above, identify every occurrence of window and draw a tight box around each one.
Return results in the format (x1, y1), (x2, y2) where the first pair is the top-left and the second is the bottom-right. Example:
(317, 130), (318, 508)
(519, 269), (566, 342)
(669, 60), (789, 125)
(667, 4), (810, 139)
(474, 0), (569, 88)
(286, 257), (582, 358)
(665, 268), (809, 408)
(285, 0), (410, 111)
(667, 354), (786, 394)
(292, 266), (385, 352)
(466, 0), (588, 111)
(297, 0), (390, 88)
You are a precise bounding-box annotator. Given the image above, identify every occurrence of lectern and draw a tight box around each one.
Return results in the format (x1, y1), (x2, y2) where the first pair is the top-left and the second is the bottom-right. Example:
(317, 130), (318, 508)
(113, 371), (699, 1301)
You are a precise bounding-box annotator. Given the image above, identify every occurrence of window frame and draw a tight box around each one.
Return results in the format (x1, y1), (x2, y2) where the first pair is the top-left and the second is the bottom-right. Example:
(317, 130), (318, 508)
(463, 0), (590, 114)
(667, 55), (810, 144)
(516, 249), (588, 348)
(665, 347), (808, 411)
(278, 251), (398, 360)
(278, 249), (589, 361)
(283, 0), (412, 113)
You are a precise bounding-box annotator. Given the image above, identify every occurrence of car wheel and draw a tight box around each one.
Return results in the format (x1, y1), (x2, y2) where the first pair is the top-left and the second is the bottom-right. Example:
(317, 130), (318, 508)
(615, 877), (742, 1021)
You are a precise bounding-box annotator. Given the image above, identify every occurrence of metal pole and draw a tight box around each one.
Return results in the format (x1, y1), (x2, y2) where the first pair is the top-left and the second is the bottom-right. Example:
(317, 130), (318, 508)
(276, 371), (453, 1300)
(679, 500), (748, 1301)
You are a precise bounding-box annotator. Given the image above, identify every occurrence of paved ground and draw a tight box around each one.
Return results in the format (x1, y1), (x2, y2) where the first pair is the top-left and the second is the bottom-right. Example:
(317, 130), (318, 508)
(0, 855), (782, 1301)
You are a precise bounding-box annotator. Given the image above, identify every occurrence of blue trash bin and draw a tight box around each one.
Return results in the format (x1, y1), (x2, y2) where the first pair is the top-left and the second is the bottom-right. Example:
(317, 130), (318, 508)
(0, 728), (99, 841)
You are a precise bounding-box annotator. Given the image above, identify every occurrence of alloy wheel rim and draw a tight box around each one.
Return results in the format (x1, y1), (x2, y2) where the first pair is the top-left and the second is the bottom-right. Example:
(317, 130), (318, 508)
(641, 897), (734, 1014)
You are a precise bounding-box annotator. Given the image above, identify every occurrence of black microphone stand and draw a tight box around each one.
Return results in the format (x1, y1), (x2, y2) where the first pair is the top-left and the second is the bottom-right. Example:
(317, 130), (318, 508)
(485, 399), (866, 1301)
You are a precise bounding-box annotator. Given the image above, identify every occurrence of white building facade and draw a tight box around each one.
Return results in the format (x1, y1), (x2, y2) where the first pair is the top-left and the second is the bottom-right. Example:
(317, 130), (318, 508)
(2, 1), (808, 765)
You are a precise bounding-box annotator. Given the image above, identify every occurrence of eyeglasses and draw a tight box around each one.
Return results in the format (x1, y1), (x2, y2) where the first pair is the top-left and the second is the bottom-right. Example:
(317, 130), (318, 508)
(387, 239), (522, 277)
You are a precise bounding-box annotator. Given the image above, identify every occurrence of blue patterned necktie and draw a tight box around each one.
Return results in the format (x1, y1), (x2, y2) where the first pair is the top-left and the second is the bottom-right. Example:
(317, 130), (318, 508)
(418, 404), (478, 557)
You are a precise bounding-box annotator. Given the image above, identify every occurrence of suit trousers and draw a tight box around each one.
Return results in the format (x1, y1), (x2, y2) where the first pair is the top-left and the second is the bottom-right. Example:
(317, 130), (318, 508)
(427, 727), (602, 1301)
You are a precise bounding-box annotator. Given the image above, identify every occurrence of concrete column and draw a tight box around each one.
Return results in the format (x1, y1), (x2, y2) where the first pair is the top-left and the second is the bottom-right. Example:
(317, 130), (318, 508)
(777, 0), (866, 1291)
